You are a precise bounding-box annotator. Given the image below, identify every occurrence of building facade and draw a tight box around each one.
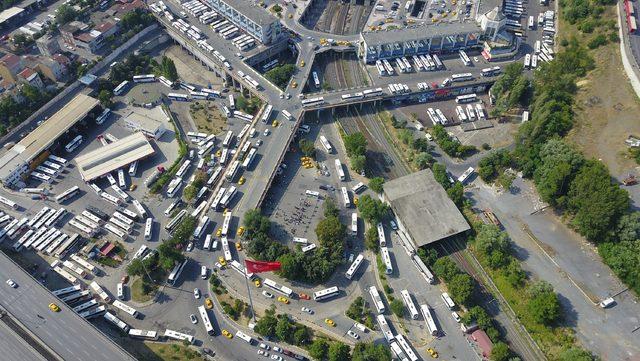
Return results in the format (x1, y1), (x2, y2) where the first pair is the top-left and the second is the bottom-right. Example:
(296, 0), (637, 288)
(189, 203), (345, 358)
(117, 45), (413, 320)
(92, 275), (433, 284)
(36, 34), (61, 57)
(205, 0), (281, 44)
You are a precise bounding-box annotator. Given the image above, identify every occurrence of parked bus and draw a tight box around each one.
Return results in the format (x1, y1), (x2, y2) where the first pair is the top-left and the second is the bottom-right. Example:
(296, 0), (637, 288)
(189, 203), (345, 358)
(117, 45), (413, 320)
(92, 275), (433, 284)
(455, 93), (477, 103)
(459, 50), (471, 66)
(400, 290), (419, 320)
(54, 233), (80, 258)
(395, 334), (418, 361)
(105, 223), (127, 240)
(193, 216), (210, 239)
(221, 237), (232, 261)
(52, 285), (82, 297)
(128, 329), (159, 340)
(167, 259), (188, 285)
(351, 182), (366, 194)
(368, 285), (385, 314)
(457, 167), (475, 184)
(144, 218), (153, 240)
(164, 329), (194, 344)
(133, 74), (156, 83)
(65, 135), (83, 153)
(341, 187), (350, 208)
(441, 292), (455, 309)
(95, 108), (111, 125)
(420, 304), (439, 335)
(263, 278), (293, 297)
(345, 253), (364, 280)
(167, 93), (190, 102)
(313, 286), (339, 301)
(101, 191), (123, 206)
(376, 314), (394, 342)
(351, 212), (358, 235)
(114, 80), (130, 95)
(90, 281), (111, 302)
(334, 159), (345, 181)
(412, 254), (435, 284)
(198, 305), (215, 335)
(377, 223), (387, 247)
(312, 71), (320, 88)
(112, 300), (139, 318)
(319, 135), (333, 153)
(128, 161), (138, 177)
(381, 246), (393, 274)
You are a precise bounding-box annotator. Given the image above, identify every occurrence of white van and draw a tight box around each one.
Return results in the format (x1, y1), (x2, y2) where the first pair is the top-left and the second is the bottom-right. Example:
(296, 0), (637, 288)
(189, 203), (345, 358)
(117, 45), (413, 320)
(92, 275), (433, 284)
(200, 266), (208, 279)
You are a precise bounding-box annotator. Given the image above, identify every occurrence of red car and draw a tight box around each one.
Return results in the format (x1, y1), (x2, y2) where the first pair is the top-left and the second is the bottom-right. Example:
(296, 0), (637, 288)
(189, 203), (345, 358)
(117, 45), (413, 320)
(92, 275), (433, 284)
(298, 293), (310, 300)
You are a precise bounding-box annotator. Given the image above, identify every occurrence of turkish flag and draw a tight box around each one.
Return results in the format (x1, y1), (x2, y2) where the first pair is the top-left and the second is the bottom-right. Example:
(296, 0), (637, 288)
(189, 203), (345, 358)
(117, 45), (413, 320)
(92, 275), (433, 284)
(245, 259), (282, 274)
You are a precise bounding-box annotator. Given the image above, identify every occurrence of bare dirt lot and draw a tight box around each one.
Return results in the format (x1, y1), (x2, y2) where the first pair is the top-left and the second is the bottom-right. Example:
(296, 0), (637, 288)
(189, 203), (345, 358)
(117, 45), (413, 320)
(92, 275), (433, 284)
(163, 45), (225, 88)
(566, 41), (640, 177)
(189, 101), (227, 135)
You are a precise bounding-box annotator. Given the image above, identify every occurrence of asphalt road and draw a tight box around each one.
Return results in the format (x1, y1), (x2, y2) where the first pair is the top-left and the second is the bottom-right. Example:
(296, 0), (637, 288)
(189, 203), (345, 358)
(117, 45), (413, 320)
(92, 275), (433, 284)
(0, 252), (135, 361)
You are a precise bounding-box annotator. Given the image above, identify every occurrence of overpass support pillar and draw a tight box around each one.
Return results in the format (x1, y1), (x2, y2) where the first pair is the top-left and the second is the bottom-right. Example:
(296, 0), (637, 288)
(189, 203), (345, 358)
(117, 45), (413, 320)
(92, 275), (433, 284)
(317, 109), (322, 120)
(331, 107), (335, 116)
(359, 102), (363, 111)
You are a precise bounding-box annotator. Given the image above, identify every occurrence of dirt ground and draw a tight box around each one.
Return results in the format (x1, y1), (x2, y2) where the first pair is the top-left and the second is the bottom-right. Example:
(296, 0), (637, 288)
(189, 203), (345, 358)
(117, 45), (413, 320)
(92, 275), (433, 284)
(163, 45), (225, 88)
(189, 101), (227, 135)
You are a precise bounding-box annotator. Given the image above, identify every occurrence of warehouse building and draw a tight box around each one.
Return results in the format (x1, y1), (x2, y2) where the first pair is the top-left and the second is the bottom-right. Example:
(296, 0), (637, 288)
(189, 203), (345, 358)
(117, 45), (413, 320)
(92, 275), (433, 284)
(75, 132), (155, 182)
(123, 106), (168, 139)
(0, 94), (100, 188)
(382, 169), (470, 249)
(205, 0), (281, 44)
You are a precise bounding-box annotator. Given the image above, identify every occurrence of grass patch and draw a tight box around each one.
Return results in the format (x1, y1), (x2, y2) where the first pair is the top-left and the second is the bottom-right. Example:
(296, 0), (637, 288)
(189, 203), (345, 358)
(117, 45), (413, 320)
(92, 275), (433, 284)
(189, 101), (226, 134)
(144, 342), (200, 361)
(131, 277), (158, 303)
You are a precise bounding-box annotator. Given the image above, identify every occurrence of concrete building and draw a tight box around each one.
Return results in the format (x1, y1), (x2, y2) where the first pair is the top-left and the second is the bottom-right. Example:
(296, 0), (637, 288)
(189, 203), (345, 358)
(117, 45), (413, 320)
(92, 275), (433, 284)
(359, 22), (482, 63)
(0, 7), (26, 29)
(36, 34), (62, 57)
(382, 169), (470, 248)
(123, 106), (168, 139)
(17, 67), (44, 89)
(206, 0), (281, 44)
(75, 132), (155, 182)
(36, 56), (68, 82)
(60, 21), (90, 47)
(0, 94), (100, 188)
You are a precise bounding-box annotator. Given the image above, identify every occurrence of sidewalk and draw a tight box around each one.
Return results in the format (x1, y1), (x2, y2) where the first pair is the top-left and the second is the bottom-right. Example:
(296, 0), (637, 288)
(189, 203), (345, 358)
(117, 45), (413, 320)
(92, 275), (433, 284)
(617, 2), (640, 97)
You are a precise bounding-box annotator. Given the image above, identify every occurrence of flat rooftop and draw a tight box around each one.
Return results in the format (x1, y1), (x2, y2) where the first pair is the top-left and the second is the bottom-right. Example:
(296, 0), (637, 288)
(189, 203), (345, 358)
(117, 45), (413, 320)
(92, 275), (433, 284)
(0, 252), (135, 361)
(384, 169), (470, 247)
(0, 7), (24, 24)
(220, 0), (278, 27)
(0, 94), (99, 180)
(75, 132), (154, 181)
(361, 22), (481, 46)
(124, 106), (167, 130)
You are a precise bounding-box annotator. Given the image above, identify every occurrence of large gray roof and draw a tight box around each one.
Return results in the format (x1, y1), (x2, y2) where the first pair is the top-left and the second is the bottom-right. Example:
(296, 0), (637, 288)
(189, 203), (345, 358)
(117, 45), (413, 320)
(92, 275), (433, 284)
(383, 169), (470, 247)
(221, 0), (278, 27)
(361, 22), (481, 46)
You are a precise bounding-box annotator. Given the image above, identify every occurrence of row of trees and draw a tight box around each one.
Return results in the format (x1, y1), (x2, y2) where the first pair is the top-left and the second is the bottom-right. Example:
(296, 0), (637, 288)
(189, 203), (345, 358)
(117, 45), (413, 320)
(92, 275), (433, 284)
(264, 64), (296, 89)
(155, 56), (179, 83)
(0, 85), (54, 136)
(244, 207), (346, 284)
(431, 124), (476, 159)
(120, 8), (156, 38)
(310, 339), (391, 361)
(343, 132), (368, 174)
(182, 170), (207, 201)
(489, 63), (531, 116)
(254, 308), (312, 346)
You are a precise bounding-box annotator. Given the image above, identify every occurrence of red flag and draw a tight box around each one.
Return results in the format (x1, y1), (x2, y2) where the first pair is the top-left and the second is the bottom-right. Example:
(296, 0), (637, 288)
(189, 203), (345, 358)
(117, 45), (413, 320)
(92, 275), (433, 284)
(245, 259), (281, 274)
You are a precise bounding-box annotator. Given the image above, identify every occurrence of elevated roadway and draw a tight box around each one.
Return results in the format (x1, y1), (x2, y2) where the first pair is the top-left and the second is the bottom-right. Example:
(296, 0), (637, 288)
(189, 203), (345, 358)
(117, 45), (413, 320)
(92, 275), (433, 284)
(0, 252), (135, 361)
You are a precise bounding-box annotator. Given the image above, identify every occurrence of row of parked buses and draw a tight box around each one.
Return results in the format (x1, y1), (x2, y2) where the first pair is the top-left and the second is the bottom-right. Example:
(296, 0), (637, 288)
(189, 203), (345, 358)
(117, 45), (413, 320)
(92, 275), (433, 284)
(375, 53), (444, 76)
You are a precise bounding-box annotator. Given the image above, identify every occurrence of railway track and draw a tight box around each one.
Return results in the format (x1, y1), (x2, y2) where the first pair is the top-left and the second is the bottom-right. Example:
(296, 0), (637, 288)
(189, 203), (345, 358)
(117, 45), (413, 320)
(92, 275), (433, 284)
(335, 2), (350, 35)
(334, 53), (347, 89)
(318, 0), (337, 32)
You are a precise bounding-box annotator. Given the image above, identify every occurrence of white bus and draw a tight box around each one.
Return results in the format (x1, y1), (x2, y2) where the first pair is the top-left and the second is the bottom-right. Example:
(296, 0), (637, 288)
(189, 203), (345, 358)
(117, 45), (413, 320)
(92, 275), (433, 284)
(420, 304), (439, 335)
(221, 237), (232, 261)
(118, 168), (126, 188)
(524, 53), (531, 68)
(69, 219), (96, 237)
(351, 182), (366, 194)
(101, 191), (123, 206)
(128, 329), (159, 340)
(263, 278), (293, 297)
(345, 253), (364, 280)
(390, 342), (408, 361)
(351, 212), (358, 235)
(281, 109), (293, 121)
(220, 186), (237, 208)
(164, 329), (194, 344)
(457, 167), (475, 184)
(65, 135), (83, 153)
(114, 80), (130, 95)
(211, 187), (226, 211)
(0, 195), (18, 210)
(366, 283), (386, 314)
(104, 222), (127, 240)
(341, 187), (351, 208)
(117, 282), (125, 299)
(45, 233), (68, 255)
(113, 300), (139, 318)
(228, 94), (235, 110)
(166, 177), (183, 198)
(412, 254), (435, 284)
(459, 50), (471, 66)
(52, 285), (82, 297)
(302, 243), (317, 253)
(242, 148), (257, 169)
(79, 305), (107, 319)
(395, 334), (418, 361)
(95, 108), (111, 125)
(334, 159), (345, 181)
(90, 281), (112, 302)
(203, 234), (212, 250)
(451, 73), (473, 82)
(377, 223), (387, 247)
(128, 161), (138, 177)
(144, 218), (153, 240)
(59, 289), (88, 303)
(113, 211), (134, 226)
(27, 206), (50, 228)
(301, 97), (325, 107)
(104, 312), (130, 332)
(319, 135), (333, 153)
(376, 314), (394, 342)
(313, 286), (339, 301)
(312, 71), (320, 88)
(455, 93), (477, 104)
(225, 160), (240, 182)
(167, 259), (188, 285)
(168, 93), (190, 102)
(222, 130), (234, 148)
(230, 260), (255, 280)
(381, 247), (393, 274)
(133, 74), (156, 83)
(175, 159), (192, 178)
(73, 299), (98, 313)
(54, 233), (80, 258)
(193, 216), (210, 239)
(236, 330), (254, 344)
(221, 212), (232, 237)
(70, 254), (96, 274)
(400, 290), (419, 320)
(261, 104), (273, 123)
(158, 75), (174, 88)
(441, 292), (455, 309)
(198, 305), (215, 335)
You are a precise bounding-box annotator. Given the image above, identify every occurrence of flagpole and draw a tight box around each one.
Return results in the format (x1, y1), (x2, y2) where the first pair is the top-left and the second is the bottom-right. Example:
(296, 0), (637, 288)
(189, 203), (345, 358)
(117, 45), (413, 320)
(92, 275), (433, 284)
(244, 266), (257, 323)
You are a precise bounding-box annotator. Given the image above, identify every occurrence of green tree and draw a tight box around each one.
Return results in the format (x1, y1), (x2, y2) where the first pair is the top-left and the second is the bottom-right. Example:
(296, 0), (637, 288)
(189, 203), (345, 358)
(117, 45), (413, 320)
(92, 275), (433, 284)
(323, 198), (340, 218)
(504, 259), (526, 288)
(414, 152), (434, 170)
(527, 281), (561, 325)
(433, 257), (460, 282)
(309, 339), (329, 360)
(449, 273), (474, 306)
(265, 64), (296, 89)
(56, 4), (78, 24)
(315, 216), (346, 247)
(490, 341), (511, 361)
(351, 343), (392, 361)
(558, 347), (596, 361)
(357, 195), (389, 223)
(417, 247), (438, 266)
(158, 56), (178, 82)
(461, 306), (493, 330)
(275, 316), (292, 342)
(299, 138), (316, 158)
(182, 184), (197, 201)
(432, 163), (451, 189)
(364, 226), (379, 252)
(615, 212), (640, 242)
(328, 342), (351, 361)
(475, 225), (511, 269)
(446, 181), (464, 207)
(254, 308), (278, 337)
(369, 177), (385, 194)
(390, 299), (405, 317)
(126, 258), (145, 276)
(98, 89), (113, 108)
(351, 154), (366, 174)
(344, 132), (367, 157)
(244, 209), (271, 235)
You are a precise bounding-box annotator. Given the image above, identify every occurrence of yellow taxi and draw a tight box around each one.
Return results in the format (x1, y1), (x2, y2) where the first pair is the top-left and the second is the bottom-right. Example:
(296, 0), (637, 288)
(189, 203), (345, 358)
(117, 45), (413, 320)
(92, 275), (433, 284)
(49, 303), (60, 312)
(354, 196), (359, 206)
(222, 329), (233, 339)
(205, 298), (213, 309)
(216, 149), (222, 157)
(129, 184), (137, 191)
(277, 296), (290, 304)
(427, 348), (438, 358)
(324, 318), (335, 327)
(254, 279), (261, 287)
(236, 226), (245, 237)
(299, 60), (305, 67)
(223, 208), (230, 216)
(218, 256), (227, 267)
(238, 176), (246, 185)
(288, 13), (293, 19)
(216, 228), (222, 237)
(291, 81), (298, 88)
(235, 242), (242, 251)
(272, 120), (279, 127)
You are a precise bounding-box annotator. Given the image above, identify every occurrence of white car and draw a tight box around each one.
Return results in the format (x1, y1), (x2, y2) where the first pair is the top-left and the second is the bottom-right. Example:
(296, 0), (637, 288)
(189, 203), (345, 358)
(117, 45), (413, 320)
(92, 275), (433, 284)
(190, 314), (198, 324)
(270, 355), (283, 361)
(347, 330), (360, 339)
(262, 291), (274, 298)
(193, 288), (201, 299)
(258, 350), (269, 357)
(474, 56), (479, 62)
(301, 307), (313, 314)
(259, 343), (270, 350)
(390, 220), (398, 230)
(186, 242), (194, 252)
(256, 139), (263, 146)
(6, 279), (17, 288)
(452, 311), (461, 322)
(263, 129), (270, 136)
(215, 262), (223, 269)
(273, 346), (283, 353)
